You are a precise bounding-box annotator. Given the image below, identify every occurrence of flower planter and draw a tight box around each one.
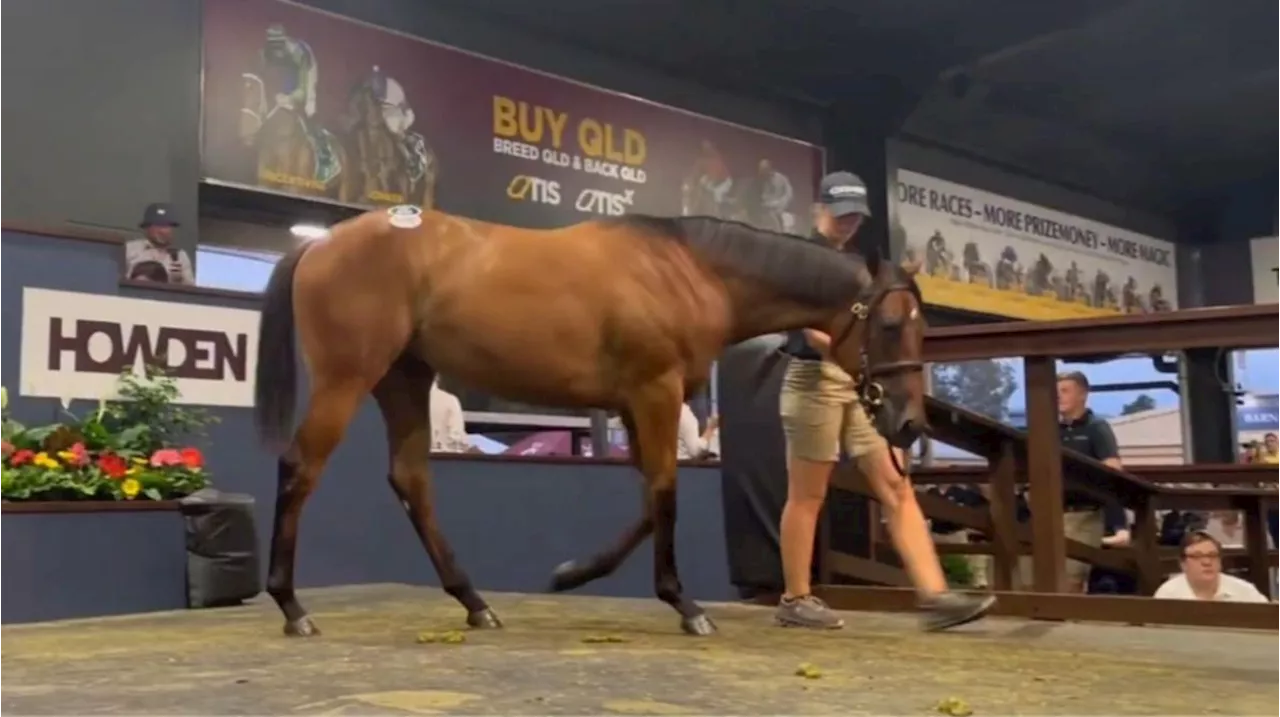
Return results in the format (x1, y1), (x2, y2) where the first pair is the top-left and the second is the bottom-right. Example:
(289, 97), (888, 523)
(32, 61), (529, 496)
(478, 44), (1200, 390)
(1, 500), (189, 624)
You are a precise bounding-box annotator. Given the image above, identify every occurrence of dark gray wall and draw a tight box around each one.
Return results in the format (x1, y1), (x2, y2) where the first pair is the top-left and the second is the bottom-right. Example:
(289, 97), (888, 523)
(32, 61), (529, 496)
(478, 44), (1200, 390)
(1, 0), (202, 237)
(1, 230), (734, 604)
(1183, 175), (1279, 307)
(2, 0), (821, 255)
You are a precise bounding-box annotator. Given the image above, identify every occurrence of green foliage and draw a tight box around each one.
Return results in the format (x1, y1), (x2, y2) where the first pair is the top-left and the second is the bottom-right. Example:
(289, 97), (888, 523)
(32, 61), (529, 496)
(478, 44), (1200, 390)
(1121, 393), (1157, 415)
(1, 364), (217, 502)
(940, 553), (976, 589)
(930, 359), (1019, 422)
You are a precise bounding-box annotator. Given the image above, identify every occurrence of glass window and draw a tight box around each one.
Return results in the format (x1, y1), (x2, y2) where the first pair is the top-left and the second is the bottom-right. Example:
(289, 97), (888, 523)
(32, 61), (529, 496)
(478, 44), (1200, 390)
(196, 245), (280, 293)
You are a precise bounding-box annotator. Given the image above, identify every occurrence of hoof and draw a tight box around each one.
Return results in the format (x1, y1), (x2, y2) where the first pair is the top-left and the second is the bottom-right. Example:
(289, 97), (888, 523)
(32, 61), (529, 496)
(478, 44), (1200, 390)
(283, 616), (321, 637)
(467, 608), (503, 629)
(681, 614), (717, 636)
(548, 560), (582, 593)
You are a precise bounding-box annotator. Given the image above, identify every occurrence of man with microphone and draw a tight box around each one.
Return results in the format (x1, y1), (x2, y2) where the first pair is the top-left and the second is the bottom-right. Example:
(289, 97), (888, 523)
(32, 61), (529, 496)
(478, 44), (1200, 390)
(124, 203), (195, 285)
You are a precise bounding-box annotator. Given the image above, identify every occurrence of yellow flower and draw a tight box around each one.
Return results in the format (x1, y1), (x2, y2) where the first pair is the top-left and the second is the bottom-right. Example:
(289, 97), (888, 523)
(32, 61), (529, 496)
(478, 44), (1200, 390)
(121, 478), (141, 499)
(57, 450), (77, 462)
(32, 452), (60, 469)
(131, 457), (148, 466)
(126, 467), (139, 476)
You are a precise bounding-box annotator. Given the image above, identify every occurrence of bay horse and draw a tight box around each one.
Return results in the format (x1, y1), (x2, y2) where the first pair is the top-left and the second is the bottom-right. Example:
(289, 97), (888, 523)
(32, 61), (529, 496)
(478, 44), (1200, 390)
(254, 208), (927, 637)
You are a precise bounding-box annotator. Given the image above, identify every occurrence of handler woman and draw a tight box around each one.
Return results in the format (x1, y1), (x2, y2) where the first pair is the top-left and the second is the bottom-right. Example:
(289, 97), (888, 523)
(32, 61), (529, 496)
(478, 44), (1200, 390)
(774, 171), (995, 632)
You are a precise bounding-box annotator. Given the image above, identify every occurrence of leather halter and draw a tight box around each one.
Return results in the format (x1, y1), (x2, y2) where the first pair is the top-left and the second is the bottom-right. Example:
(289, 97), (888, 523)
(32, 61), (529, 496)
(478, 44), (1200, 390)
(829, 282), (925, 406)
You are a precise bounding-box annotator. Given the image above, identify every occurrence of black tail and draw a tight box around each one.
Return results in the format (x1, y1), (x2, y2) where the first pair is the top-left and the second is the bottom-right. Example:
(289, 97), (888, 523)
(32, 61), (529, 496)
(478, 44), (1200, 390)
(254, 243), (311, 448)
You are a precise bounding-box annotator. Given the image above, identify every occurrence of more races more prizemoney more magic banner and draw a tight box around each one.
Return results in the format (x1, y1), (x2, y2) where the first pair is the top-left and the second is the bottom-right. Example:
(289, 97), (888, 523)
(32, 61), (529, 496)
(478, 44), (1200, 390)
(891, 169), (1178, 320)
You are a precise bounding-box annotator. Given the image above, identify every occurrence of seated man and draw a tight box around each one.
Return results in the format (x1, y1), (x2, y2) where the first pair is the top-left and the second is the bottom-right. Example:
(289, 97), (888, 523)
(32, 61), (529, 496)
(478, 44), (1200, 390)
(1153, 530), (1269, 603)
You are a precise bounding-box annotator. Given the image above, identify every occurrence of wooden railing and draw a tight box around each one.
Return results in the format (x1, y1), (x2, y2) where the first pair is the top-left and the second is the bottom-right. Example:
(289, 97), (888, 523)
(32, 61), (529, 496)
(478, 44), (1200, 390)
(815, 304), (1280, 630)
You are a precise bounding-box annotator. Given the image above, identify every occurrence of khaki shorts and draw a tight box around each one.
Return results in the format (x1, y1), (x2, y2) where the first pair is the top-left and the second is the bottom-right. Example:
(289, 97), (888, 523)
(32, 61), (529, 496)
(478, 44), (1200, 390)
(779, 359), (881, 463)
(1015, 507), (1105, 590)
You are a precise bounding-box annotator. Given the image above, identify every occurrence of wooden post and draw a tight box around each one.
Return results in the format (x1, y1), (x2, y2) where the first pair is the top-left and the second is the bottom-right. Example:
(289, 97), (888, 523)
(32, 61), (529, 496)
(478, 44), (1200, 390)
(987, 441), (1020, 591)
(1130, 495), (1161, 595)
(1241, 495), (1272, 596)
(1023, 356), (1066, 593)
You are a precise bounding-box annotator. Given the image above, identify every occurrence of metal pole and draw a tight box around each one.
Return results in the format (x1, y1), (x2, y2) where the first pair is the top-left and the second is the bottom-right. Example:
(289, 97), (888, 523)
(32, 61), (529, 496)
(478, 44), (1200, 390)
(588, 409), (611, 459)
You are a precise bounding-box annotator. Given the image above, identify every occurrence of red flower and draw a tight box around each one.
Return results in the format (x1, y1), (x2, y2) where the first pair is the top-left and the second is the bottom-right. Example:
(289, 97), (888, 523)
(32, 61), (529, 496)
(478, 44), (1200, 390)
(97, 453), (128, 480)
(150, 449), (183, 467)
(179, 447), (204, 470)
(9, 449), (34, 466)
(59, 442), (90, 467)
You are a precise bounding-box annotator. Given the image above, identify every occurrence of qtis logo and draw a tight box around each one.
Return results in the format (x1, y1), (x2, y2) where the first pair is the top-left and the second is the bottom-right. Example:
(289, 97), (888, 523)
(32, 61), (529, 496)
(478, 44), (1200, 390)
(575, 188), (634, 217)
(507, 175), (561, 206)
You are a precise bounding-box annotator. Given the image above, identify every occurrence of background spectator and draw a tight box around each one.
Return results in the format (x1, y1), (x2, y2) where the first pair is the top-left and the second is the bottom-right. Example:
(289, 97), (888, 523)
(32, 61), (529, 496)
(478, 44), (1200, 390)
(430, 378), (475, 453)
(123, 203), (195, 285)
(1018, 371), (1121, 592)
(1153, 531), (1269, 602)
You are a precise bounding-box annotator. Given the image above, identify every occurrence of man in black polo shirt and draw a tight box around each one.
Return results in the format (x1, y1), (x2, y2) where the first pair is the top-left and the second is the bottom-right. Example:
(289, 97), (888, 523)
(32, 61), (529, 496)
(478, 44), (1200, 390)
(1019, 371), (1123, 592)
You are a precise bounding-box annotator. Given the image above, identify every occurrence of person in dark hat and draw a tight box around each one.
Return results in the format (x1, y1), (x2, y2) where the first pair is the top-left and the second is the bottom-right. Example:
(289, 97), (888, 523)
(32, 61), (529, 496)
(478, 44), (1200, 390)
(123, 203), (194, 285)
(774, 171), (994, 632)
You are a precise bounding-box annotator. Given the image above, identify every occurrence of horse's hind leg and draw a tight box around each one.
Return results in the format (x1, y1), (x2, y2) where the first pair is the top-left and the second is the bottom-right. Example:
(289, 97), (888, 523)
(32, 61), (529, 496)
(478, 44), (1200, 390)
(549, 409), (653, 591)
(372, 356), (500, 629)
(551, 375), (715, 636)
(267, 381), (367, 637)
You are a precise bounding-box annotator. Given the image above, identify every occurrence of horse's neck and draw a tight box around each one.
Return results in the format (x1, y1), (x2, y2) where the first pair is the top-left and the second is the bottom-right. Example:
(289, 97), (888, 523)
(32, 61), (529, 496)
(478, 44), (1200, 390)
(723, 283), (834, 344)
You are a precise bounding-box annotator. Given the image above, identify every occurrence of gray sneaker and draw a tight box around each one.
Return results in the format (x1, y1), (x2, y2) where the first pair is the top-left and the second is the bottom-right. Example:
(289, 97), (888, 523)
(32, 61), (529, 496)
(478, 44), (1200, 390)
(775, 595), (845, 629)
(919, 592), (996, 632)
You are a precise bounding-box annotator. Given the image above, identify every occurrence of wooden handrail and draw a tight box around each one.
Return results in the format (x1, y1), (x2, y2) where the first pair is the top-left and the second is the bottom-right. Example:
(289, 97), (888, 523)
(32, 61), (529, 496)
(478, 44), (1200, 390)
(924, 303), (1277, 362)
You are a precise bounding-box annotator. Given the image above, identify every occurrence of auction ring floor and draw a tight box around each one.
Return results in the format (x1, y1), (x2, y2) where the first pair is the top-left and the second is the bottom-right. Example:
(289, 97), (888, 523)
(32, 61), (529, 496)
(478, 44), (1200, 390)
(2, 583), (1274, 715)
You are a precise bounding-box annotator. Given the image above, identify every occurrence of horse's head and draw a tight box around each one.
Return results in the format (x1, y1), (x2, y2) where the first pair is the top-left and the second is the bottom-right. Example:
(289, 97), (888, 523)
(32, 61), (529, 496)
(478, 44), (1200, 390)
(828, 254), (927, 450)
(239, 73), (266, 145)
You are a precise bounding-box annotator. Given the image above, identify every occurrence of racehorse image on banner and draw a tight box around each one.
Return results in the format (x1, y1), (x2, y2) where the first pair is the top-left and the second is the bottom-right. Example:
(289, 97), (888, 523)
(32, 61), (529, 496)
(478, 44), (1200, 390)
(923, 231), (961, 280)
(961, 242), (994, 287)
(238, 25), (349, 202)
(1092, 269), (1120, 310)
(994, 246), (1024, 292)
(253, 207), (927, 639)
(1026, 253), (1064, 298)
(343, 67), (439, 209)
(681, 141), (734, 219)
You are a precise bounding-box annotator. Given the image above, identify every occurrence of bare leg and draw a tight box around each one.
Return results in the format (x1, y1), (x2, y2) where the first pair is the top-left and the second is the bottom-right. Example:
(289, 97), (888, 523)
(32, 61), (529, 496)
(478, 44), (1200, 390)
(862, 444), (995, 630)
(373, 358), (499, 628)
(779, 455), (835, 599)
(266, 382), (367, 636)
(860, 445), (948, 597)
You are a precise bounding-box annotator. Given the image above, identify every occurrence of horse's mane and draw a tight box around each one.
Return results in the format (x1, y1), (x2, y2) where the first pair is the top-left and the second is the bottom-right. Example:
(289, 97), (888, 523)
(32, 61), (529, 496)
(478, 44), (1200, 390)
(608, 215), (870, 307)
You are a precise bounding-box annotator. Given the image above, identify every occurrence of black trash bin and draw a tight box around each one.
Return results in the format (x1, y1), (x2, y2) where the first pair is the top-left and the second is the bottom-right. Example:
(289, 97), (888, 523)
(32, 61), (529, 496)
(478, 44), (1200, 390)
(179, 489), (262, 609)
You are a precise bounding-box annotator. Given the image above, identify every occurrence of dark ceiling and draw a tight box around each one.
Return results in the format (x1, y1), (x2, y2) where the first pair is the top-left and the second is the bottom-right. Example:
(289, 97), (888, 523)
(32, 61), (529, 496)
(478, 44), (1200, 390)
(429, 0), (1277, 217)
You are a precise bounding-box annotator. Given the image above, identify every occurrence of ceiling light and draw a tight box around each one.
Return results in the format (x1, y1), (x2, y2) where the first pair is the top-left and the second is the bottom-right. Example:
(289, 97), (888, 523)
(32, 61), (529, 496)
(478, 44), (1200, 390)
(289, 223), (328, 240)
